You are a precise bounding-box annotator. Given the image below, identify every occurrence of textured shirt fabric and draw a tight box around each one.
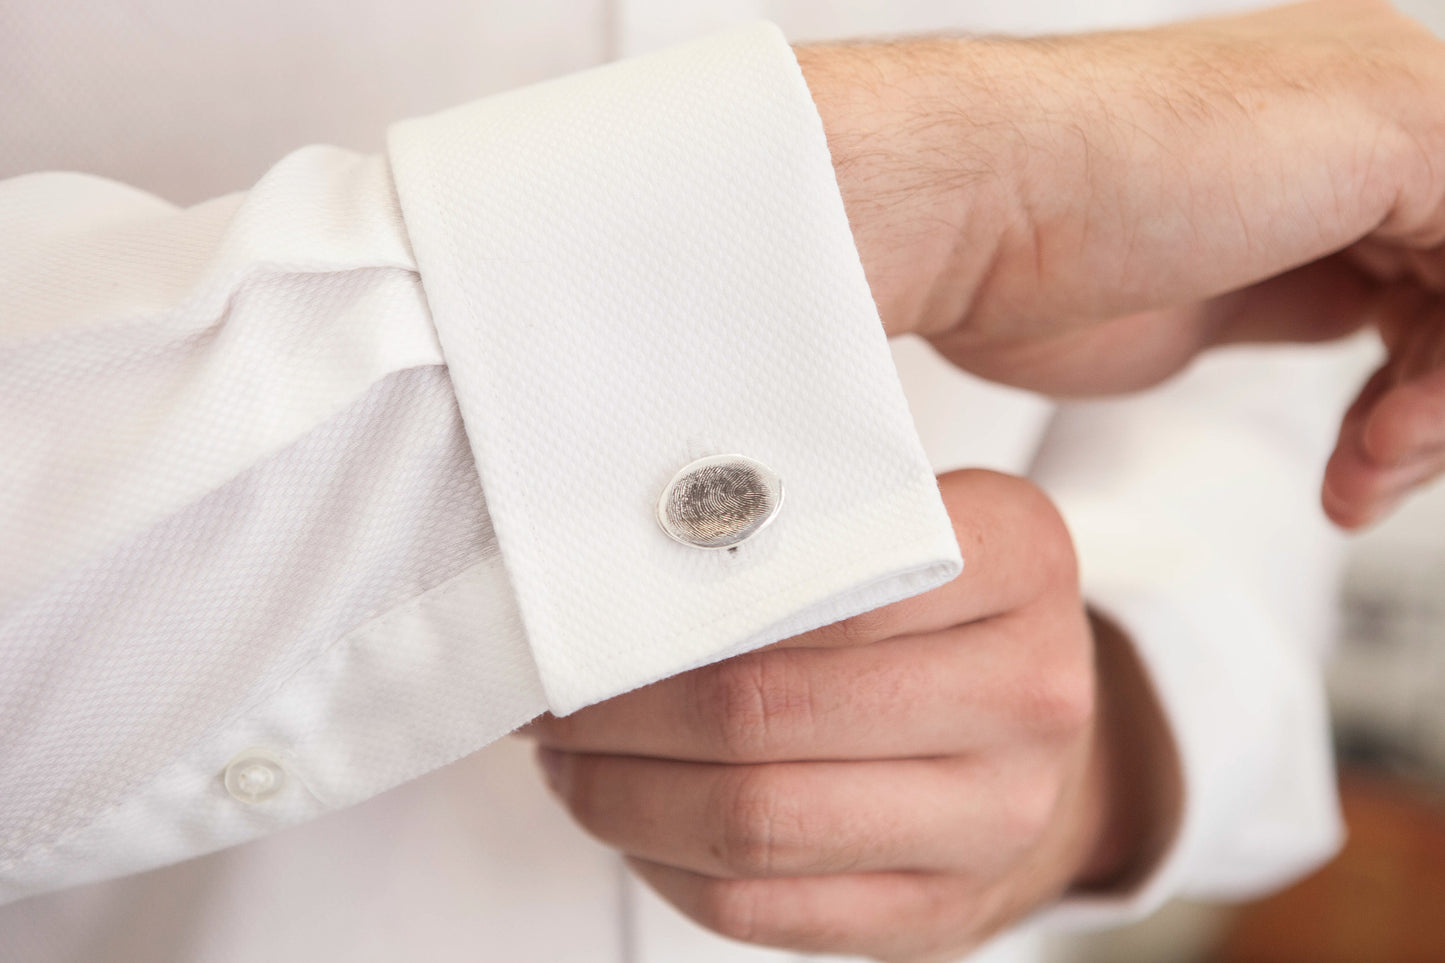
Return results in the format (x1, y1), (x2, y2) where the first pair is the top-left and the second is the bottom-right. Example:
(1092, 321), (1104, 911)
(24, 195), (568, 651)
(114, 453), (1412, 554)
(0, 0), (1371, 961)
(0, 21), (961, 903)
(387, 30), (959, 715)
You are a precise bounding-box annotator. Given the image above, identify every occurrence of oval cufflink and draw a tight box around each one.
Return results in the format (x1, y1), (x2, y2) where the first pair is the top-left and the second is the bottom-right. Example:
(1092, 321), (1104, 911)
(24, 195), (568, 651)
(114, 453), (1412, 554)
(657, 454), (783, 549)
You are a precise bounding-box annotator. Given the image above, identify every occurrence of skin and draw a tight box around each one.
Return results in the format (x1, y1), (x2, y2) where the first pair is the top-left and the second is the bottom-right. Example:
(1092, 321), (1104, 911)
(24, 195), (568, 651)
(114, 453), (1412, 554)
(526, 471), (1179, 962)
(1325, 291), (1445, 525)
(798, 0), (1445, 526)
(528, 2), (1445, 958)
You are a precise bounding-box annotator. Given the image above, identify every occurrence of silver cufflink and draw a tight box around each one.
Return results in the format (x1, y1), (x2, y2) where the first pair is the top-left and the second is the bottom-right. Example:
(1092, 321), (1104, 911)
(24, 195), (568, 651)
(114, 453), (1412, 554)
(657, 454), (783, 549)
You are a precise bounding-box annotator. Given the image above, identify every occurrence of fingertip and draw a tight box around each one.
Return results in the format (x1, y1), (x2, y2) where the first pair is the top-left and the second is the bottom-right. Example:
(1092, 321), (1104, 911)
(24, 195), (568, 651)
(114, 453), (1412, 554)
(1322, 381), (1408, 529)
(1321, 459), (1380, 531)
(1321, 442), (1439, 530)
(1363, 382), (1445, 469)
(1321, 486), (1368, 530)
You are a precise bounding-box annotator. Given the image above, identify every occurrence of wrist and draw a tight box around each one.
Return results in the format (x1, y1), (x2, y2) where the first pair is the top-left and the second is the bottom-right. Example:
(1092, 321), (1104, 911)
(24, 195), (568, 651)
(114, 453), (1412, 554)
(793, 40), (1023, 341)
(1073, 608), (1183, 891)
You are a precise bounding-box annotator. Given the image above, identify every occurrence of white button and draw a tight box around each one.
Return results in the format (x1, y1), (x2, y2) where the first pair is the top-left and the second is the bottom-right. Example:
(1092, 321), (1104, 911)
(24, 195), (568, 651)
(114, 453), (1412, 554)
(223, 748), (286, 804)
(657, 454), (783, 549)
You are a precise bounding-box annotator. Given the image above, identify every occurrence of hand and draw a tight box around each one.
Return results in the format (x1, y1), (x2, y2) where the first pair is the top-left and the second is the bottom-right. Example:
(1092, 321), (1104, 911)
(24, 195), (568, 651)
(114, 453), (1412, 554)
(797, 0), (1445, 522)
(523, 471), (1179, 962)
(1324, 291), (1445, 526)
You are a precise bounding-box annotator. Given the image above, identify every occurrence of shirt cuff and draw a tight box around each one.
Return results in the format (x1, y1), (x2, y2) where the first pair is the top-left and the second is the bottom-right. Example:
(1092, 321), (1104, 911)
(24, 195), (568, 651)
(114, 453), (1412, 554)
(387, 22), (961, 715)
(1038, 581), (1341, 932)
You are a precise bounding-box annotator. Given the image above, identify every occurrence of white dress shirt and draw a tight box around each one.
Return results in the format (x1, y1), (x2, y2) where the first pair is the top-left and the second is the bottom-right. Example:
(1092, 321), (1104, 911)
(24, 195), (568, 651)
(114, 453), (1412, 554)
(0, 0), (1372, 960)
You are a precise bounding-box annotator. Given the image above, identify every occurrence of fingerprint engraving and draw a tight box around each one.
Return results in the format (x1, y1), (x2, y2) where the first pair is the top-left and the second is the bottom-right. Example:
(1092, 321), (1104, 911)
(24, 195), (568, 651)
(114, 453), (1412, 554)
(659, 456), (782, 548)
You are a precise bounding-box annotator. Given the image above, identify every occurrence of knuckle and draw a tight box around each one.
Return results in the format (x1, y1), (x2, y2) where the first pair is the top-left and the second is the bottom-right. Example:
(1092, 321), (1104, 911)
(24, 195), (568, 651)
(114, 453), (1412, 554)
(945, 470), (1079, 593)
(692, 652), (815, 762)
(1033, 508), (1079, 592)
(694, 878), (841, 951)
(687, 653), (768, 757)
(1007, 477), (1078, 592)
(1001, 774), (1062, 850)
(693, 878), (767, 944)
(714, 767), (795, 876)
(693, 656), (770, 761)
(1019, 654), (1096, 736)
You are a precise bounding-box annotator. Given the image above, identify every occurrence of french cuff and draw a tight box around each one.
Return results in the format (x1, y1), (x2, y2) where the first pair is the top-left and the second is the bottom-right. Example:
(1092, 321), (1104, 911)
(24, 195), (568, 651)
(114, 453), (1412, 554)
(1039, 575), (1343, 931)
(387, 23), (960, 716)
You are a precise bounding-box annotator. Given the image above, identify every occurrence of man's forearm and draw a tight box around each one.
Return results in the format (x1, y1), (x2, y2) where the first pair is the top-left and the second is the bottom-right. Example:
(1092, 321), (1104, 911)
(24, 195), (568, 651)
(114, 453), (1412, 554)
(794, 41), (1018, 347)
(798, 1), (1443, 389)
(800, 0), (1445, 524)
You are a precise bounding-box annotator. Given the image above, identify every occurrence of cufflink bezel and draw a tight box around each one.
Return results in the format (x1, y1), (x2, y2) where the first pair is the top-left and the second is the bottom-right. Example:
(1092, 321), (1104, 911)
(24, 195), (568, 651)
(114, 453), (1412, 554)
(656, 454), (783, 550)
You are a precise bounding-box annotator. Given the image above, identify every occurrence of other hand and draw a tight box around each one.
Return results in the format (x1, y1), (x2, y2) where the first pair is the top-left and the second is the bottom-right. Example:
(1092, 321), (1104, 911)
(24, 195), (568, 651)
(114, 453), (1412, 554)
(1325, 290), (1445, 525)
(798, 0), (1445, 524)
(523, 470), (1178, 962)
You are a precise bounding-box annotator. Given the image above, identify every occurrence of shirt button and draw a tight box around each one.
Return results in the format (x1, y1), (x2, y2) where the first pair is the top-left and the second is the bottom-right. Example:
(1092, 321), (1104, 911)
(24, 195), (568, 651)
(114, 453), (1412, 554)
(223, 748), (287, 804)
(657, 454), (783, 549)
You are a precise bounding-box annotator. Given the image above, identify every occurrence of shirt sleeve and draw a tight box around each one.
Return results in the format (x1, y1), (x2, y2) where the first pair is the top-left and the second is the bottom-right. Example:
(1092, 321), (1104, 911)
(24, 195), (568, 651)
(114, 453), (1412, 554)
(0, 22), (960, 904)
(1028, 338), (1378, 929)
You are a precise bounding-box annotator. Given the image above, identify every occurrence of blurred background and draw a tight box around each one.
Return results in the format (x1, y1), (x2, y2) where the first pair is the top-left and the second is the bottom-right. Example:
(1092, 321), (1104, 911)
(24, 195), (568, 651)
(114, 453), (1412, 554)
(1051, 483), (1445, 963)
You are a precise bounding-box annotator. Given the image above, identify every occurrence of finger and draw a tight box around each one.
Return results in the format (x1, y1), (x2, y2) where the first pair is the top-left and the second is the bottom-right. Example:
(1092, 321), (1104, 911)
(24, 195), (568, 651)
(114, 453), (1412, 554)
(627, 858), (986, 962)
(1369, 284), (1437, 356)
(1403, 241), (1445, 294)
(1375, 450), (1445, 513)
(1323, 384), (1445, 529)
(779, 468), (1076, 649)
(1386, 298), (1445, 385)
(528, 601), (1092, 761)
(1324, 446), (1445, 528)
(1323, 365), (1396, 528)
(1323, 317), (1445, 526)
(1364, 364), (1445, 465)
(1348, 239), (1415, 287)
(1211, 254), (1380, 347)
(537, 750), (1072, 881)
